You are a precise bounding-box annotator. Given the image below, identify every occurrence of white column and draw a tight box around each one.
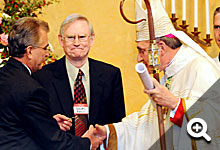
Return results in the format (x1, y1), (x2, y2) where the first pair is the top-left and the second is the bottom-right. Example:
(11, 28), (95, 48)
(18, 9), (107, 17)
(206, 0), (210, 34)
(172, 0), (175, 14)
(194, 0), (198, 27)
(182, 0), (186, 21)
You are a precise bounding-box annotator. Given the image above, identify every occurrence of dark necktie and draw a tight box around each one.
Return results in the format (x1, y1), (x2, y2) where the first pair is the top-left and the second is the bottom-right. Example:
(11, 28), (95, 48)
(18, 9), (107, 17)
(74, 69), (88, 136)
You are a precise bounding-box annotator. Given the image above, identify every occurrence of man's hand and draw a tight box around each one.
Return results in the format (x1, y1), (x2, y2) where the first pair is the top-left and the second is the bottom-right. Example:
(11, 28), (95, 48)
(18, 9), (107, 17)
(82, 125), (103, 150)
(94, 124), (107, 140)
(144, 77), (178, 110)
(53, 114), (72, 131)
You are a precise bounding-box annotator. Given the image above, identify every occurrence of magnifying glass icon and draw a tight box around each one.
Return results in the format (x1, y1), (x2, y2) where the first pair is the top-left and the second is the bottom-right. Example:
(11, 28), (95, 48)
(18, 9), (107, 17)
(187, 118), (211, 142)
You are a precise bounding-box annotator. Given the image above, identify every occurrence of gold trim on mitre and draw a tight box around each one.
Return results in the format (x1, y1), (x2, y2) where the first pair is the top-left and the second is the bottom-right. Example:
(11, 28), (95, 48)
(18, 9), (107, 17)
(135, 0), (176, 41)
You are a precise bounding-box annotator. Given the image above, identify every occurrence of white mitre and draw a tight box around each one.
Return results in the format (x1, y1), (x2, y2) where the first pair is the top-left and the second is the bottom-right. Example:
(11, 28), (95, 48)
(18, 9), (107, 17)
(135, 0), (176, 41)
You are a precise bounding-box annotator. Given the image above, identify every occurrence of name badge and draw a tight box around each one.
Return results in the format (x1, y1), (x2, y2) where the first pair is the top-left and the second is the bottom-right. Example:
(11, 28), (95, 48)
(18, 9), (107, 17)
(73, 104), (88, 115)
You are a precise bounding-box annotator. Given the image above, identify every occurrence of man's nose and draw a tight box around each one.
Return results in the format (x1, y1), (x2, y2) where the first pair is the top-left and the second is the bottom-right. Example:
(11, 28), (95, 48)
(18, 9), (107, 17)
(137, 53), (144, 63)
(73, 37), (80, 45)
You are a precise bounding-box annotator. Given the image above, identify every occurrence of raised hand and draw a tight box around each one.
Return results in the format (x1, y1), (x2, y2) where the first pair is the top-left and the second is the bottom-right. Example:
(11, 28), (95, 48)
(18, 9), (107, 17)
(144, 77), (178, 110)
(53, 114), (72, 131)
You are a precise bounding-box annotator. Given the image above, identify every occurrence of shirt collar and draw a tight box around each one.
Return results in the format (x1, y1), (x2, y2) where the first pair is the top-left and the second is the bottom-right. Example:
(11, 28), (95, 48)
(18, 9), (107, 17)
(65, 58), (89, 81)
(164, 47), (179, 73)
(21, 63), (32, 75)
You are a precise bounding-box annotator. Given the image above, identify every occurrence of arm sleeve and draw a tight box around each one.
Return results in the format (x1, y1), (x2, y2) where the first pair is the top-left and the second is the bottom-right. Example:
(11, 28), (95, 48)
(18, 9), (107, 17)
(170, 98), (184, 127)
(22, 87), (90, 150)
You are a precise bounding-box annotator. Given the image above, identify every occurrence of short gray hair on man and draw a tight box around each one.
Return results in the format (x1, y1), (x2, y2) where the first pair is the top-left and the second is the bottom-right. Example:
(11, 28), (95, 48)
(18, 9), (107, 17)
(8, 17), (49, 58)
(59, 13), (94, 36)
(156, 36), (182, 49)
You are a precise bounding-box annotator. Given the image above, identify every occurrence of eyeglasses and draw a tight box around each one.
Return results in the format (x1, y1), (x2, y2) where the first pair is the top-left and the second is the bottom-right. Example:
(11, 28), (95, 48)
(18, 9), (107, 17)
(214, 25), (220, 29)
(62, 34), (90, 43)
(37, 44), (51, 51)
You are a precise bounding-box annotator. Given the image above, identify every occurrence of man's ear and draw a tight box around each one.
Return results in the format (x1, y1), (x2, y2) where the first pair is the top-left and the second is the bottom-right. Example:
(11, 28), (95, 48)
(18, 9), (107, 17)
(58, 35), (64, 47)
(157, 41), (166, 56)
(89, 33), (95, 47)
(25, 46), (33, 59)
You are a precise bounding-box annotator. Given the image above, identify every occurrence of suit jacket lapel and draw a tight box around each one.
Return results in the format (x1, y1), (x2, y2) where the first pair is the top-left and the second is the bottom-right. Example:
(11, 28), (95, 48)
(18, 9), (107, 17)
(89, 58), (104, 124)
(52, 57), (74, 117)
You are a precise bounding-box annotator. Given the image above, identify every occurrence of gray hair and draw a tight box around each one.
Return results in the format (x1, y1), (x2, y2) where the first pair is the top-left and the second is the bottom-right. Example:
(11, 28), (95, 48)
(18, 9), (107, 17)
(59, 13), (94, 36)
(156, 36), (182, 49)
(8, 17), (49, 58)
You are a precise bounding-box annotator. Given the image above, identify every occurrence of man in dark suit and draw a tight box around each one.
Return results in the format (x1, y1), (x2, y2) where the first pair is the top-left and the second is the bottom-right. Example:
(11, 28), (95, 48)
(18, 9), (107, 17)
(33, 13), (125, 135)
(0, 17), (102, 150)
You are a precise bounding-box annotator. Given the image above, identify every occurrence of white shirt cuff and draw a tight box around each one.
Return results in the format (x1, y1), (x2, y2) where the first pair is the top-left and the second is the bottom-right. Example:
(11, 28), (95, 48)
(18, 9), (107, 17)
(170, 98), (181, 118)
(100, 125), (110, 149)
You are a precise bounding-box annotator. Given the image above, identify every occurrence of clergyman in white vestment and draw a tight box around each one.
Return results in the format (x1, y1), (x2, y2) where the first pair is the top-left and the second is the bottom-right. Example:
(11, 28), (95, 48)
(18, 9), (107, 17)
(95, 0), (220, 150)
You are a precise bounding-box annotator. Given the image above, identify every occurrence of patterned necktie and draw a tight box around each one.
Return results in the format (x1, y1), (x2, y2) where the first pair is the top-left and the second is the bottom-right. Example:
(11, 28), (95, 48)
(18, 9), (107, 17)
(74, 69), (88, 136)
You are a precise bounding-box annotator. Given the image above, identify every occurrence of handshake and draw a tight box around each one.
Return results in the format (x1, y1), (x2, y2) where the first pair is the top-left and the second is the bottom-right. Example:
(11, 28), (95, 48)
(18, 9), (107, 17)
(54, 114), (108, 150)
(83, 124), (107, 150)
